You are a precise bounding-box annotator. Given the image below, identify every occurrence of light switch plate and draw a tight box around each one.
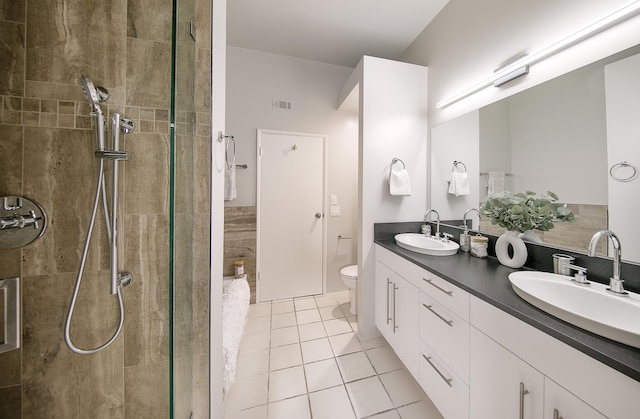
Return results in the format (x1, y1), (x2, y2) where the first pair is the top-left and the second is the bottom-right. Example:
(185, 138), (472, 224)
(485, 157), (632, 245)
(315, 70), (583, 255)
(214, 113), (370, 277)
(330, 205), (341, 216)
(330, 194), (338, 205)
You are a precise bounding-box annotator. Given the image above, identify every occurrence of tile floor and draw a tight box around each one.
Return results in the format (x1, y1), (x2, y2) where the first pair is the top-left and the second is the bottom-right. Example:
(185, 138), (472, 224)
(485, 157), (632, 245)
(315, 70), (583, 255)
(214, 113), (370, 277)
(223, 291), (444, 419)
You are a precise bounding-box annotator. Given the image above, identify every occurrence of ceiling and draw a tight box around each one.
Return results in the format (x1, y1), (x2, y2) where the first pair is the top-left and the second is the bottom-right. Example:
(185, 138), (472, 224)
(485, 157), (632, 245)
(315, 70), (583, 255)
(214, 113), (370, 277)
(226, 0), (449, 68)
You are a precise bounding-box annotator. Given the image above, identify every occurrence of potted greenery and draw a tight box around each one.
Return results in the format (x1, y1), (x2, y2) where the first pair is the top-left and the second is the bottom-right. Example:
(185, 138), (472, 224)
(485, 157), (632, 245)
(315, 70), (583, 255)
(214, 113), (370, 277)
(480, 191), (575, 268)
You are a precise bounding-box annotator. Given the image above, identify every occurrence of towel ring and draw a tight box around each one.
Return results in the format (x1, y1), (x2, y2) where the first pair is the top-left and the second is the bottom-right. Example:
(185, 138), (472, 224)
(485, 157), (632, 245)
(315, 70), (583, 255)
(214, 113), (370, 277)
(453, 160), (467, 173)
(609, 161), (637, 182)
(388, 158), (406, 186)
(391, 158), (405, 170)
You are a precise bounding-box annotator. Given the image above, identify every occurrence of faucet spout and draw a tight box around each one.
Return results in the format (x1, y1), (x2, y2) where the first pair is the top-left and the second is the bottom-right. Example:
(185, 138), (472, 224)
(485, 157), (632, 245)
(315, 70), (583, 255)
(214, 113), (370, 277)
(423, 209), (440, 238)
(463, 208), (479, 232)
(588, 229), (627, 295)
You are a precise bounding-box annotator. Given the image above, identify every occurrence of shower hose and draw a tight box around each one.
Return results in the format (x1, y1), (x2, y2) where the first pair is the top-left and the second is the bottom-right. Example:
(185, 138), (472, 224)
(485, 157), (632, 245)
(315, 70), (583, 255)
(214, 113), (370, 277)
(64, 156), (125, 355)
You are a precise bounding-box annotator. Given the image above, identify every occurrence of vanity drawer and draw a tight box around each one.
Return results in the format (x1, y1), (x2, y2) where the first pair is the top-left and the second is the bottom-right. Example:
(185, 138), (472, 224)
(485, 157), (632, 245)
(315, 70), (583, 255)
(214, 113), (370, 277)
(419, 270), (469, 320)
(420, 341), (469, 419)
(420, 292), (470, 383)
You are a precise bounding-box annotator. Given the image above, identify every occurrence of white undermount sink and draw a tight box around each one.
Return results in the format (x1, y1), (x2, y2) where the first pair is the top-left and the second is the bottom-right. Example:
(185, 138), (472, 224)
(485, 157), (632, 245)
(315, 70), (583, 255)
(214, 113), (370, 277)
(508, 271), (640, 349)
(394, 233), (459, 256)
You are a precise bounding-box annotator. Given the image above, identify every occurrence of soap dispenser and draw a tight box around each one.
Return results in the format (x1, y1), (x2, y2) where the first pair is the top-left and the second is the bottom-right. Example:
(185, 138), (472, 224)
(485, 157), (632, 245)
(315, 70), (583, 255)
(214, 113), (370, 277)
(460, 229), (470, 253)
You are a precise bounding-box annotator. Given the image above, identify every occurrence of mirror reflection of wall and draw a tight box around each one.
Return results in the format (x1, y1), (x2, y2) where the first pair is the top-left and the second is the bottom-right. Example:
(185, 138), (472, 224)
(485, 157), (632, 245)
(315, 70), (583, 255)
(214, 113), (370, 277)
(431, 44), (640, 261)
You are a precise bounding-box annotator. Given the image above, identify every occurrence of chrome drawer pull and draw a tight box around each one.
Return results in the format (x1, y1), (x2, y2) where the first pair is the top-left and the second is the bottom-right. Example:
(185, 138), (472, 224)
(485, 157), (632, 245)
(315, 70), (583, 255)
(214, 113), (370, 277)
(519, 382), (530, 419)
(422, 354), (452, 387)
(393, 284), (398, 332)
(386, 278), (391, 325)
(423, 277), (453, 296)
(423, 303), (453, 327)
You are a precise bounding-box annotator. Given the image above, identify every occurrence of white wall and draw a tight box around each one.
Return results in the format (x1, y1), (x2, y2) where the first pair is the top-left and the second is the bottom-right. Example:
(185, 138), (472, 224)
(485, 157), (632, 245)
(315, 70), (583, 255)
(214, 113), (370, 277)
(430, 110), (480, 225)
(401, 0), (640, 127)
(225, 47), (359, 293)
(354, 56), (429, 338)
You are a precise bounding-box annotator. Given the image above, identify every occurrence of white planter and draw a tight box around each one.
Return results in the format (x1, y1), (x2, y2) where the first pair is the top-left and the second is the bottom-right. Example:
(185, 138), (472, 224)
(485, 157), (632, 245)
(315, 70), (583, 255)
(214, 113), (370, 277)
(495, 230), (528, 268)
(519, 230), (543, 243)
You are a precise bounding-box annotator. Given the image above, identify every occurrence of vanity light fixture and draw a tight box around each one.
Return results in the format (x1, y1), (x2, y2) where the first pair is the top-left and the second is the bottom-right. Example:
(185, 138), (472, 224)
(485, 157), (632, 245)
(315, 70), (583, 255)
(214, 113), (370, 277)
(436, 0), (640, 108)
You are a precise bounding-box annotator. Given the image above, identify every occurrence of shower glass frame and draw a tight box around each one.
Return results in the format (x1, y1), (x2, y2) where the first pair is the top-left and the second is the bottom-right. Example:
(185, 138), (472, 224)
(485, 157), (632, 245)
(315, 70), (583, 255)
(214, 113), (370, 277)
(170, 0), (196, 416)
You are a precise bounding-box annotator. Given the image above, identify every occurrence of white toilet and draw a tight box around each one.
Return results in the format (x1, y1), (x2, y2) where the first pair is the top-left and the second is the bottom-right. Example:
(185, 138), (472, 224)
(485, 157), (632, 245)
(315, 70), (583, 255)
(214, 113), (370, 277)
(339, 265), (358, 315)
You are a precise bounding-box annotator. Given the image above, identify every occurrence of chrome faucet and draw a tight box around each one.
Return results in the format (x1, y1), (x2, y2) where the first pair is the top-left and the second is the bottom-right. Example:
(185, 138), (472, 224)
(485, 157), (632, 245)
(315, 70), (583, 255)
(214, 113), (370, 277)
(463, 208), (479, 232)
(588, 229), (627, 295)
(423, 209), (440, 238)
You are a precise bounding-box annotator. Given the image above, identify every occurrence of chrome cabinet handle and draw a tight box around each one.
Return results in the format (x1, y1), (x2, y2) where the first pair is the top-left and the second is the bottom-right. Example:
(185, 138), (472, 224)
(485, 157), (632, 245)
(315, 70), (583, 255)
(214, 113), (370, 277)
(393, 284), (398, 332)
(423, 277), (453, 296)
(519, 382), (530, 419)
(553, 409), (563, 419)
(422, 303), (453, 327)
(386, 278), (391, 325)
(423, 354), (452, 387)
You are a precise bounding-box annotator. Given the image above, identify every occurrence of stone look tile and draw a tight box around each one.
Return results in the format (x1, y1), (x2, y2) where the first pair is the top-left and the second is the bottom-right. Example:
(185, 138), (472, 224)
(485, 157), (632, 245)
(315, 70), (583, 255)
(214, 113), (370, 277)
(126, 38), (171, 108)
(0, 0), (26, 23)
(5, 0), (212, 416)
(26, 2), (127, 87)
(127, 0), (172, 42)
(124, 362), (170, 419)
(0, 21), (25, 96)
(22, 273), (124, 418)
(125, 132), (170, 215)
(0, 385), (21, 418)
(0, 124), (23, 194)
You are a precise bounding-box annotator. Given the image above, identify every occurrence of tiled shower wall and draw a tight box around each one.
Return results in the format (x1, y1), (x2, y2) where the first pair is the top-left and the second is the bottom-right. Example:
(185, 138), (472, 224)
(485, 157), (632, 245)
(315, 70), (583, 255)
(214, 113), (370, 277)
(224, 206), (257, 303)
(0, 1), (211, 418)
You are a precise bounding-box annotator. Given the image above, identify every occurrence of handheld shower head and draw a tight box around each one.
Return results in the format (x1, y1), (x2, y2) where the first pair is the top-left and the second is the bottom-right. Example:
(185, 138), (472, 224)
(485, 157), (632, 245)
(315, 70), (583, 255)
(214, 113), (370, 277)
(80, 75), (110, 112)
(80, 75), (100, 109)
(80, 75), (109, 150)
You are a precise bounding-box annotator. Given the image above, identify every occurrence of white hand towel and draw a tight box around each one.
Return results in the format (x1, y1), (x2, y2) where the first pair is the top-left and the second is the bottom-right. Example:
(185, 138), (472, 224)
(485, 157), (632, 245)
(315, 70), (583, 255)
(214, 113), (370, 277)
(389, 168), (411, 196)
(487, 171), (505, 194)
(448, 171), (470, 196)
(224, 164), (237, 201)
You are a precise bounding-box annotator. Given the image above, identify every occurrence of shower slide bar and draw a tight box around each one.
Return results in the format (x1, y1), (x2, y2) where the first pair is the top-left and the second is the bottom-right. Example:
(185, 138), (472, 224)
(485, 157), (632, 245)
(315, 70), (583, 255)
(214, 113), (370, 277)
(64, 76), (135, 355)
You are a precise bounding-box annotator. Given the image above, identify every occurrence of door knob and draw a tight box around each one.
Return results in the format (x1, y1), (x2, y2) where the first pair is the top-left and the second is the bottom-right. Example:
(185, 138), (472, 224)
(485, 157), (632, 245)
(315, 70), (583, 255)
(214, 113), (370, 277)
(315, 213), (322, 219)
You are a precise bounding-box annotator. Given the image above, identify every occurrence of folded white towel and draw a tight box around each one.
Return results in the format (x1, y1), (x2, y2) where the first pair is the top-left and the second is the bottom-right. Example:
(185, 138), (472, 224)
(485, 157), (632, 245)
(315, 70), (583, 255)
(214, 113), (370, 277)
(448, 171), (470, 196)
(487, 171), (505, 194)
(389, 168), (412, 196)
(224, 164), (237, 201)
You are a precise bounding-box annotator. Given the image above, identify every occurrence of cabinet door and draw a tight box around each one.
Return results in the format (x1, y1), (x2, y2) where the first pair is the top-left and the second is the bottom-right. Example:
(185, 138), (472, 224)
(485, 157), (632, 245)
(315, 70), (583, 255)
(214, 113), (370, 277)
(394, 275), (419, 375)
(544, 378), (606, 419)
(470, 327), (543, 419)
(374, 260), (394, 342)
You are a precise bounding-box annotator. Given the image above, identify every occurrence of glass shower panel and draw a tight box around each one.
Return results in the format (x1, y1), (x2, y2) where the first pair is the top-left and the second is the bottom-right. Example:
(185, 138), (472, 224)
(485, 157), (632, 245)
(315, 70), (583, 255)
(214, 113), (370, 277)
(170, 0), (196, 416)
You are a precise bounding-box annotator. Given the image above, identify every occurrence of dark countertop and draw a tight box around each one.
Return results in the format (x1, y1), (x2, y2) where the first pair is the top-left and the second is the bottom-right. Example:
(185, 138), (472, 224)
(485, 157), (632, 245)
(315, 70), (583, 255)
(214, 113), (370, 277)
(375, 238), (640, 383)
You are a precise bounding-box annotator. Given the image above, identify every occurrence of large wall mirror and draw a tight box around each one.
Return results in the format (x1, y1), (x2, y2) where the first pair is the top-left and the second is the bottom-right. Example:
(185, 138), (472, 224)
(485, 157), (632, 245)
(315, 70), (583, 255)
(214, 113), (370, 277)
(431, 43), (640, 263)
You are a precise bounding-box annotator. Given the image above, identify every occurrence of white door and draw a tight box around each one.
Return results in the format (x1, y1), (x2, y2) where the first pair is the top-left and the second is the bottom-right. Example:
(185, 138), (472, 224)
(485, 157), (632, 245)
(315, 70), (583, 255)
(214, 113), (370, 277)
(257, 130), (325, 301)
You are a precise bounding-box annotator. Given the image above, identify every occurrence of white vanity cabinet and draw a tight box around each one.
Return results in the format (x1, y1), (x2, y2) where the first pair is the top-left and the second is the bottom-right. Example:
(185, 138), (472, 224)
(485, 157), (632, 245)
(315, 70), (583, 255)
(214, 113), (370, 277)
(374, 253), (419, 375)
(544, 378), (606, 419)
(470, 295), (638, 419)
(374, 245), (640, 419)
(470, 326), (544, 419)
